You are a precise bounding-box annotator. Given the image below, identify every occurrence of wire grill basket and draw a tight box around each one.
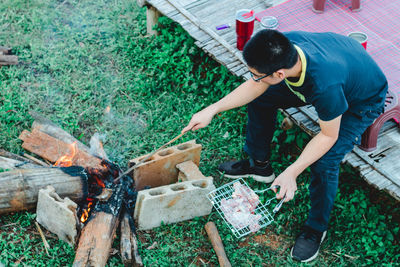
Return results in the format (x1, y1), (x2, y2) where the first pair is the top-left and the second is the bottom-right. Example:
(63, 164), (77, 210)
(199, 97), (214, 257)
(207, 178), (284, 238)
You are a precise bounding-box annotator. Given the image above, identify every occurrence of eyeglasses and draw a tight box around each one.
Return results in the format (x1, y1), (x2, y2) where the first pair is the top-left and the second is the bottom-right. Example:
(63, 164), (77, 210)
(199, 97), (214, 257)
(250, 72), (270, 82)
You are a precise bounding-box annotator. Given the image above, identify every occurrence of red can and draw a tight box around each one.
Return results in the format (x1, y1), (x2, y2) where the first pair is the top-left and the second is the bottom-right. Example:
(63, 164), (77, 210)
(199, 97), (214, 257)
(348, 32), (368, 50)
(236, 9), (255, 51)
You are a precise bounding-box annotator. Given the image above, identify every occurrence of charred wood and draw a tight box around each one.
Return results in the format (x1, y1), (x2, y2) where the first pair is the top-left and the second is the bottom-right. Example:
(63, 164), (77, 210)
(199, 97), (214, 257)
(73, 181), (125, 267)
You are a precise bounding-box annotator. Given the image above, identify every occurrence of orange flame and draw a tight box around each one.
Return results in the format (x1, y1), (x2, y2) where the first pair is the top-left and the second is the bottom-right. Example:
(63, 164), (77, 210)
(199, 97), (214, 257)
(54, 142), (77, 167)
(80, 202), (93, 223)
(94, 176), (105, 188)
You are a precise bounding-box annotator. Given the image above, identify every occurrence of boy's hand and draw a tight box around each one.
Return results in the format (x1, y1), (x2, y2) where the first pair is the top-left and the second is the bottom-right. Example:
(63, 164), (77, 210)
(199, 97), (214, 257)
(271, 168), (298, 202)
(182, 106), (218, 133)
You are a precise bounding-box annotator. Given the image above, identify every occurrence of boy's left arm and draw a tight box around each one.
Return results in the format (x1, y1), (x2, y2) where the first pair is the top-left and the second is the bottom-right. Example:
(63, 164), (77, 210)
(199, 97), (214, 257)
(271, 115), (342, 201)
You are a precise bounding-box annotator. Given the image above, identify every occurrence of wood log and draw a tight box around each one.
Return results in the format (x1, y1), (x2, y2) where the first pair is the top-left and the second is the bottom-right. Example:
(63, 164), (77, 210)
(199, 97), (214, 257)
(0, 46), (12, 55)
(73, 182), (125, 267)
(120, 212), (133, 266)
(204, 222), (231, 267)
(0, 167), (87, 215)
(0, 149), (38, 164)
(120, 212), (143, 267)
(29, 111), (92, 155)
(19, 128), (104, 170)
(0, 55), (18, 65)
(0, 156), (39, 170)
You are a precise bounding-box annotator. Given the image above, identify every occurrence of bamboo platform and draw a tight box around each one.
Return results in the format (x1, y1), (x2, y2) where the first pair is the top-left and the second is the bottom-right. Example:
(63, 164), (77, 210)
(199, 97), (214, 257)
(137, 0), (400, 200)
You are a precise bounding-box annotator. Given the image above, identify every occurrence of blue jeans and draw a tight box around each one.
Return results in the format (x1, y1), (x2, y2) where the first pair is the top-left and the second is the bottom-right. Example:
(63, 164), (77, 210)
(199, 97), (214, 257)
(244, 82), (384, 232)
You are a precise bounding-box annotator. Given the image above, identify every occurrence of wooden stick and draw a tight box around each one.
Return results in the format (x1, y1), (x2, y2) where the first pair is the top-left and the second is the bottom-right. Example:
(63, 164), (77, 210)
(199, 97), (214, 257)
(204, 222), (231, 267)
(21, 153), (50, 167)
(35, 222), (50, 256)
(0, 149), (38, 164)
(114, 132), (185, 183)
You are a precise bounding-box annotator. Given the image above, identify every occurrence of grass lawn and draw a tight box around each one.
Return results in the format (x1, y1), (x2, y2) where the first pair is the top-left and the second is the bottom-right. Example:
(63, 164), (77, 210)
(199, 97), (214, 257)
(0, 0), (399, 266)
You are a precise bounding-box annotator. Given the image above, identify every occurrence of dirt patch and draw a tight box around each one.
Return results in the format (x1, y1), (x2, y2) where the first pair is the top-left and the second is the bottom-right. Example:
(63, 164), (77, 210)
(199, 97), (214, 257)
(239, 229), (291, 253)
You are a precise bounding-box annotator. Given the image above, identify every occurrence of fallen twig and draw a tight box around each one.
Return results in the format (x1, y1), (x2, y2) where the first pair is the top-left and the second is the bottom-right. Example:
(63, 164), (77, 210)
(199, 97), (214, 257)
(35, 222), (50, 256)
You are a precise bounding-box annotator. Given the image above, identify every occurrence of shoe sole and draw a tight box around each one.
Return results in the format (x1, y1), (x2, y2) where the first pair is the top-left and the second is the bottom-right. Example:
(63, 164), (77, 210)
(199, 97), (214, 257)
(223, 172), (276, 183)
(290, 231), (327, 263)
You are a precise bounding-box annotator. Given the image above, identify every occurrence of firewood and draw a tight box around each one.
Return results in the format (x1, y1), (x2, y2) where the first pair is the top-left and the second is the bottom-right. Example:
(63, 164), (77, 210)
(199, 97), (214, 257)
(19, 128), (104, 169)
(0, 167), (88, 215)
(120, 212), (133, 266)
(21, 153), (50, 166)
(0, 55), (18, 65)
(29, 111), (92, 155)
(0, 156), (39, 170)
(73, 182), (125, 267)
(0, 149), (38, 164)
(0, 46), (12, 55)
(120, 212), (143, 267)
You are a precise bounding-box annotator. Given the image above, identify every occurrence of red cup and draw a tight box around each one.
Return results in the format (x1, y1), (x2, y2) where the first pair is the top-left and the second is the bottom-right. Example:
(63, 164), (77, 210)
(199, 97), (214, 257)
(348, 32), (368, 50)
(236, 9), (255, 51)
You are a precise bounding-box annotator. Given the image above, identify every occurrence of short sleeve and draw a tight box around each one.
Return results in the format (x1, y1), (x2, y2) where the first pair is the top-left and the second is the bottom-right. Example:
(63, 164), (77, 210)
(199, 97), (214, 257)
(313, 84), (348, 121)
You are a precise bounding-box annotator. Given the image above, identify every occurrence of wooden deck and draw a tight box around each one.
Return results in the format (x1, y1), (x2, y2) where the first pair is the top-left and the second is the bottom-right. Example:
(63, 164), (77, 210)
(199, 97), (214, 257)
(137, 0), (400, 200)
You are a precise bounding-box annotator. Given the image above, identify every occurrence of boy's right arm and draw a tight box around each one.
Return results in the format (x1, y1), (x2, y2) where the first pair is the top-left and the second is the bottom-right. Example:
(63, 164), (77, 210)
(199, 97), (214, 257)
(182, 79), (269, 133)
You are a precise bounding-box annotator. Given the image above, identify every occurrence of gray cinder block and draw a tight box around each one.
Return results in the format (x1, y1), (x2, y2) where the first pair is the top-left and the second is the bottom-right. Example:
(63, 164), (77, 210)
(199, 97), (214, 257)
(36, 186), (77, 246)
(134, 177), (215, 230)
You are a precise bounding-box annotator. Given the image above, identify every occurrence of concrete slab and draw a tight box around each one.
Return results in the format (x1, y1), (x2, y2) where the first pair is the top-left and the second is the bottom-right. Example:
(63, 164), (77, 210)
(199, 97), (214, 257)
(36, 186), (77, 246)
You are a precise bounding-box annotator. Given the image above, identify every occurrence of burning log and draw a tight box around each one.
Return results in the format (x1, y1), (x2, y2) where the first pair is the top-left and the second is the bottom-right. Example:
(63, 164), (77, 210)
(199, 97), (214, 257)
(29, 111), (92, 155)
(19, 128), (104, 169)
(0, 167), (88, 215)
(73, 181), (125, 267)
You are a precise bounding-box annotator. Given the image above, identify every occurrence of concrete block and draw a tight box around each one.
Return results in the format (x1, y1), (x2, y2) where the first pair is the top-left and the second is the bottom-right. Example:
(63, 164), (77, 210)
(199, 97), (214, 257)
(129, 140), (201, 190)
(36, 186), (77, 246)
(134, 178), (215, 230)
(176, 160), (207, 181)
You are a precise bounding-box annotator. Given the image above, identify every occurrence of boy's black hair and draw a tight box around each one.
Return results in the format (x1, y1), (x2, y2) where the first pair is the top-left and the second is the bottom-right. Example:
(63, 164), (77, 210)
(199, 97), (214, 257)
(243, 29), (298, 75)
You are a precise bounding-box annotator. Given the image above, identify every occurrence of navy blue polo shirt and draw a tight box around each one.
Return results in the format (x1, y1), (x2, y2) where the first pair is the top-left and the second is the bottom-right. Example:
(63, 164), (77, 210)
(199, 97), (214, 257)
(283, 31), (388, 121)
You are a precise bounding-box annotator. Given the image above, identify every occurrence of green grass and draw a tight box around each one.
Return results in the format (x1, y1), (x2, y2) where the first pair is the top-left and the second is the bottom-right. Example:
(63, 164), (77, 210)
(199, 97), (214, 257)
(0, 0), (399, 266)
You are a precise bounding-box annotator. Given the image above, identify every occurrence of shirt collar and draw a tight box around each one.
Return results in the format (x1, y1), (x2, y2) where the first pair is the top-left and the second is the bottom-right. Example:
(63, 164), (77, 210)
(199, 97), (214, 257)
(285, 45), (307, 87)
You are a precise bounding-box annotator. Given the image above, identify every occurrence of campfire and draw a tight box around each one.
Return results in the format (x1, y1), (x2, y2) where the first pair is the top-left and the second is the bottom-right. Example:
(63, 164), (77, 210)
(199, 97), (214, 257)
(0, 111), (141, 266)
(0, 111), (214, 266)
